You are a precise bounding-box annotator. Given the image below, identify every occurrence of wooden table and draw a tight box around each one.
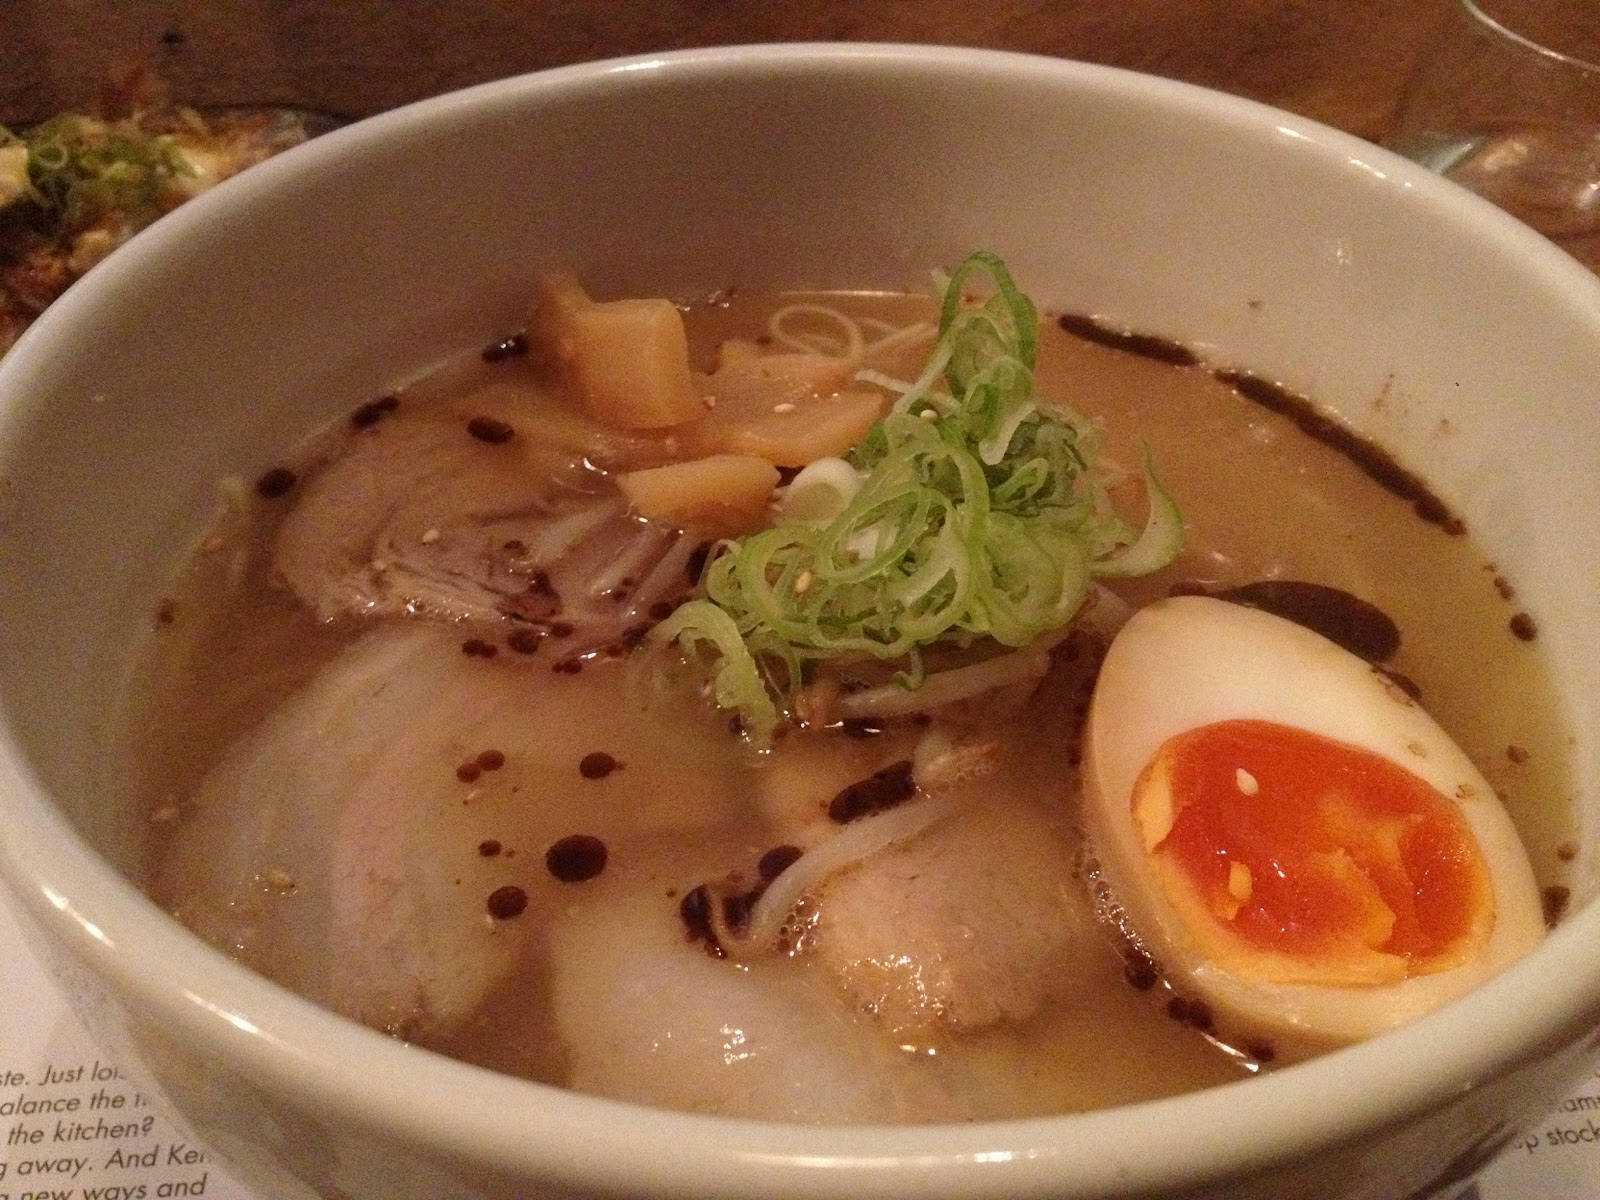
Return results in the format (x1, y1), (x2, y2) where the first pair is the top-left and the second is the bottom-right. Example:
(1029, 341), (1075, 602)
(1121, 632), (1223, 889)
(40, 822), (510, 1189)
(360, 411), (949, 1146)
(2, 1), (1449, 143)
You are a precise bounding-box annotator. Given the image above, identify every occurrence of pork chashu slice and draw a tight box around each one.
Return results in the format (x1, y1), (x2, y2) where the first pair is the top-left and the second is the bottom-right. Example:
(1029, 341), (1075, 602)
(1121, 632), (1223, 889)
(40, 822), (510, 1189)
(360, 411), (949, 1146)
(271, 400), (694, 647)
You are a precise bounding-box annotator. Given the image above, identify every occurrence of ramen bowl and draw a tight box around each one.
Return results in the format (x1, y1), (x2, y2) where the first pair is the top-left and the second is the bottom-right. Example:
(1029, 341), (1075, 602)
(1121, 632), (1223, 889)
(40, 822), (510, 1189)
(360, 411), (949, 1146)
(1, 43), (1598, 1200)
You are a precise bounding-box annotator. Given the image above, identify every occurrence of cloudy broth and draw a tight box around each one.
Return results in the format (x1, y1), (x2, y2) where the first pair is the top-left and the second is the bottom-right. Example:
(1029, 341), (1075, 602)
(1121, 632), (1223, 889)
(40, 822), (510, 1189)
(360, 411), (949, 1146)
(127, 290), (1573, 1122)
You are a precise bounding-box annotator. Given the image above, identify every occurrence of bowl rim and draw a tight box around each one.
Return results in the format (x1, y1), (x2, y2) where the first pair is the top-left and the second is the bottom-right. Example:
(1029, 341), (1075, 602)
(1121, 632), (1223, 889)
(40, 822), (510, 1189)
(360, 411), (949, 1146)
(2, 39), (1599, 1199)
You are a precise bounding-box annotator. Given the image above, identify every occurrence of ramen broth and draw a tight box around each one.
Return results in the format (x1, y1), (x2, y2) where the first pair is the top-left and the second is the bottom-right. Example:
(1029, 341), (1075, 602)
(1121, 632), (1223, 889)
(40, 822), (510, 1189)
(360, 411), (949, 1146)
(130, 288), (1572, 1122)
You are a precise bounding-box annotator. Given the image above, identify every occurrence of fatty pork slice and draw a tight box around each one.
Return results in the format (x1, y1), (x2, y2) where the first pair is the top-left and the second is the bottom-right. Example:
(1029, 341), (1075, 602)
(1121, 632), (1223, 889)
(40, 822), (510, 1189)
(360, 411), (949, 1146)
(548, 887), (965, 1122)
(804, 788), (1099, 1041)
(739, 643), (1104, 1041)
(157, 622), (742, 1042)
(769, 652), (1106, 1042)
(272, 401), (695, 645)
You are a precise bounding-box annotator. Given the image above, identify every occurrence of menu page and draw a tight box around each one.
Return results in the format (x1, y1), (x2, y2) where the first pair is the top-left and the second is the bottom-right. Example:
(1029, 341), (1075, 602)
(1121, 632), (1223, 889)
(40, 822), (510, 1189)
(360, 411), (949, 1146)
(0, 893), (1595, 1200)
(0, 898), (254, 1200)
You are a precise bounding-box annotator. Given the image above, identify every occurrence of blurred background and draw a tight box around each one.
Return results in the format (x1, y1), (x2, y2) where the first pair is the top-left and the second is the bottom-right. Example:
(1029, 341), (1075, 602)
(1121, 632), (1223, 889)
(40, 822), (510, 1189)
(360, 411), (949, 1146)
(2, 0), (1454, 142)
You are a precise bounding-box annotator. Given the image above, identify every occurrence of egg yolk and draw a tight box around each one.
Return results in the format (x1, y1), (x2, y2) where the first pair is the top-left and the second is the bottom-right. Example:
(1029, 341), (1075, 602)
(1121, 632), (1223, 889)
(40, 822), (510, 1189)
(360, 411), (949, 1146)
(1131, 718), (1494, 987)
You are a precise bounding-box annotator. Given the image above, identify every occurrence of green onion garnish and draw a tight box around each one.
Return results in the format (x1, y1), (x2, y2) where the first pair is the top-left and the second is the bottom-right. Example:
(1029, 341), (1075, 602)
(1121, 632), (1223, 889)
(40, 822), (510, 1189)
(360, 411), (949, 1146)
(653, 252), (1183, 748)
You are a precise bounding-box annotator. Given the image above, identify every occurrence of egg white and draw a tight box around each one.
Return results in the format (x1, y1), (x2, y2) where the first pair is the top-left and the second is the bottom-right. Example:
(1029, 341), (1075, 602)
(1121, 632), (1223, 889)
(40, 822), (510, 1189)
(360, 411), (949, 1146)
(1082, 594), (1545, 1054)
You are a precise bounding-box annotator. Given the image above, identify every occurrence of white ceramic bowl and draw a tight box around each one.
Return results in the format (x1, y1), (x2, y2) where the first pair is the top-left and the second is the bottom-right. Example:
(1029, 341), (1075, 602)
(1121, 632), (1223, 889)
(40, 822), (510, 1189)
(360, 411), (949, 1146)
(1, 43), (1599, 1200)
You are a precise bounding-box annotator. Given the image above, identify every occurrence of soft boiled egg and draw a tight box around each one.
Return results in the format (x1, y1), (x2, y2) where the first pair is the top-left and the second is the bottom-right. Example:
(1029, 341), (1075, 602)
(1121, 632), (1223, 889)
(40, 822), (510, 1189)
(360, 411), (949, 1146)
(1083, 594), (1545, 1055)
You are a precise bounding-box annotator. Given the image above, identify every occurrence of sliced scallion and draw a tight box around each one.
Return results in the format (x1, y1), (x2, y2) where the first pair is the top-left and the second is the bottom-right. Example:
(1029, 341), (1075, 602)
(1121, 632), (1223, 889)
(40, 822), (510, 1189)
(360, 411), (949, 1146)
(652, 252), (1183, 748)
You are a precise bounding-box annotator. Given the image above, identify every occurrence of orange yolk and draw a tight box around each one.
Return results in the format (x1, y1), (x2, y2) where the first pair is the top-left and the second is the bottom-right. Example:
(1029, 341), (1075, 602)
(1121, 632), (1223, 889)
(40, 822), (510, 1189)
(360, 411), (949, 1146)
(1131, 718), (1494, 987)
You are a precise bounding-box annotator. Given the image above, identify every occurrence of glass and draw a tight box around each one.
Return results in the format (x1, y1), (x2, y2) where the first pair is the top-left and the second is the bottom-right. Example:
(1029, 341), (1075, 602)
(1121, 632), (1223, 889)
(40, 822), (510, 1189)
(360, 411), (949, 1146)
(1385, 0), (1600, 271)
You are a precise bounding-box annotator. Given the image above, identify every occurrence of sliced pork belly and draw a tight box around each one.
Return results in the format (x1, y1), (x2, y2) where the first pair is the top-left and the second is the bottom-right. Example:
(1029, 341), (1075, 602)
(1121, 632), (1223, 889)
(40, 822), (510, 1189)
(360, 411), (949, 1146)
(272, 402), (696, 648)
(740, 733), (1099, 1043)
(806, 789), (1098, 1040)
(749, 652), (1106, 1041)
(157, 623), (744, 1041)
(548, 886), (965, 1122)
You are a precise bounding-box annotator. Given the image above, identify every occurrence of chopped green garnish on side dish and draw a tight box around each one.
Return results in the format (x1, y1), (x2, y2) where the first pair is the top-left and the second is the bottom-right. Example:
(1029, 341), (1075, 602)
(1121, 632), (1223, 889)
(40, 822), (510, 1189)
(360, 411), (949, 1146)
(1, 91), (310, 358)
(651, 251), (1184, 748)
(2, 114), (194, 235)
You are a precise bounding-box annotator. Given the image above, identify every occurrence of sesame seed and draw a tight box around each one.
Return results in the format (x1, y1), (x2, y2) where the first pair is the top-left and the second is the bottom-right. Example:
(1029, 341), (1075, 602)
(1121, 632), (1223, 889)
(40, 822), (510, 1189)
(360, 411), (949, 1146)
(1235, 768), (1259, 795)
(794, 568), (814, 595)
(420, 527), (441, 545)
(919, 407), (939, 422)
(772, 402), (798, 414)
(702, 394), (717, 409)
(1227, 860), (1253, 902)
